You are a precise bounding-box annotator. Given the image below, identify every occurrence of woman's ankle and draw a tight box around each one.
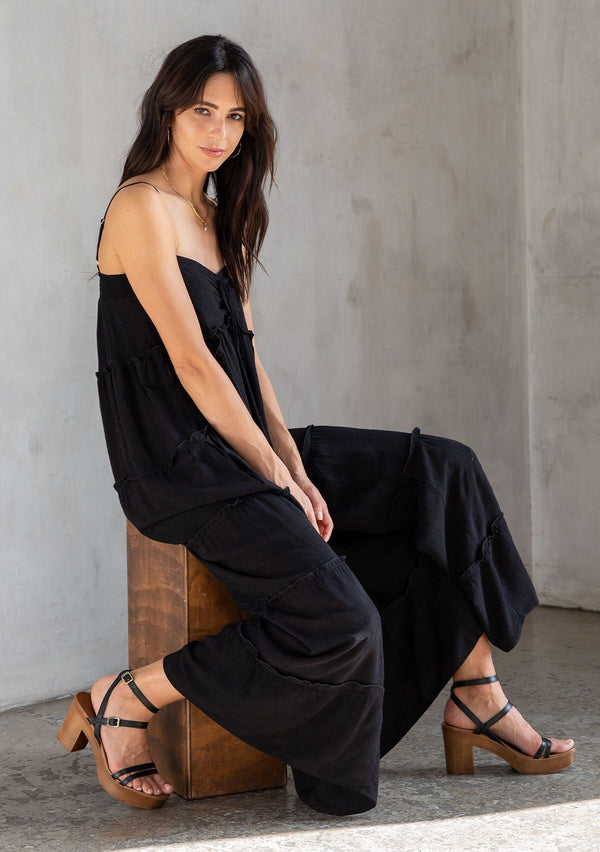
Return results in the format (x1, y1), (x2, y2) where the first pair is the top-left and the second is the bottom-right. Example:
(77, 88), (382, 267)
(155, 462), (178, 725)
(452, 633), (496, 683)
(129, 661), (185, 711)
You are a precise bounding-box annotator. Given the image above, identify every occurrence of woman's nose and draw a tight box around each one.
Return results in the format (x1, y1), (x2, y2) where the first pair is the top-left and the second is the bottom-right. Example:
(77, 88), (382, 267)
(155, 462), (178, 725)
(208, 117), (227, 141)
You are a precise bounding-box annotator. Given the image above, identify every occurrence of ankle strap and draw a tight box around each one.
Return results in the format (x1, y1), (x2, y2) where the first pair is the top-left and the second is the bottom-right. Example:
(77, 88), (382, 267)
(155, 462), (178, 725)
(450, 687), (513, 743)
(452, 675), (499, 689)
(89, 669), (159, 744)
(118, 670), (159, 714)
(87, 714), (150, 731)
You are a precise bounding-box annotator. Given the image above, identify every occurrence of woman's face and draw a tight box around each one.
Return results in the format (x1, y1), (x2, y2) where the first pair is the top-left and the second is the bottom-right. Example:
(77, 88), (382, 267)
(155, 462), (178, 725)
(170, 72), (246, 172)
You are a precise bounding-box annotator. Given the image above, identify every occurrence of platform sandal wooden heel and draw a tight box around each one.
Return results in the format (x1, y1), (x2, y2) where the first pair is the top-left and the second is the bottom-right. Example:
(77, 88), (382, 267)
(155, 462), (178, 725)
(441, 675), (575, 776)
(442, 722), (475, 775)
(57, 670), (170, 809)
(57, 696), (91, 753)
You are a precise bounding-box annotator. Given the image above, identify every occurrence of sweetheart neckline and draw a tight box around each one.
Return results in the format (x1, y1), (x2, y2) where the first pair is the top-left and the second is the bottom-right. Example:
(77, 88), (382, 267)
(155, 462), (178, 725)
(175, 255), (227, 277)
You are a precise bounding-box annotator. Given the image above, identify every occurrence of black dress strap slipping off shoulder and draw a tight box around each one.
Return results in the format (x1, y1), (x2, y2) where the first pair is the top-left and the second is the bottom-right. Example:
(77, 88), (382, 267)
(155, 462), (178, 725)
(94, 183), (539, 815)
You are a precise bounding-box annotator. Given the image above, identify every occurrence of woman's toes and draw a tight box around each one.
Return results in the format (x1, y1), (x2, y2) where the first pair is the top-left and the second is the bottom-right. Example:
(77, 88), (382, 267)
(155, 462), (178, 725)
(119, 765), (167, 797)
(133, 777), (155, 795)
(155, 775), (173, 795)
(551, 737), (574, 753)
(147, 772), (172, 795)
(125, 771), (170, 796)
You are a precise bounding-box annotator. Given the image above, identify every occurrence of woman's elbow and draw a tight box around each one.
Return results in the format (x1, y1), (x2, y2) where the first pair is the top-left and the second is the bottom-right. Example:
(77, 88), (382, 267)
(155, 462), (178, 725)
(173, 351), (214, 384)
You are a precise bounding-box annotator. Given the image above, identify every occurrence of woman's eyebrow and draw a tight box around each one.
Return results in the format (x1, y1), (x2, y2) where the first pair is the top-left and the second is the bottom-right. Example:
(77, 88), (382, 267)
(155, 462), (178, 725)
(200, 100), (246, 111)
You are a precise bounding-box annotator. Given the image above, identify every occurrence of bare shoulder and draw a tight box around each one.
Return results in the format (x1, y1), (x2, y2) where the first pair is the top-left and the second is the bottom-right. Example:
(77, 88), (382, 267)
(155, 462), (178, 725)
(105, 175), (165, 222)
(100, 174), (177, 272)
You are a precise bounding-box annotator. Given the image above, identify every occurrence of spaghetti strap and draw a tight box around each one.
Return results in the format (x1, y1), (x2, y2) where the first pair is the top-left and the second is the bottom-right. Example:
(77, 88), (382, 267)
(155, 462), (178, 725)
(96, 180), (161, 265)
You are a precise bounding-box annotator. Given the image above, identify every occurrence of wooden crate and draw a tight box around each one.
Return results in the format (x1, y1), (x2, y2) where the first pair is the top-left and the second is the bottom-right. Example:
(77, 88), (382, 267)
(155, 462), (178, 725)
(126, 519), (287, 799)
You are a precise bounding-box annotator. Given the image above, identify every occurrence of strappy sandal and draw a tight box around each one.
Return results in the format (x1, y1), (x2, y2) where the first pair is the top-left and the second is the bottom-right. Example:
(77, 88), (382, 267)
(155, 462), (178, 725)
(441, 675), (575, 775)
(57, 670), (170, 809)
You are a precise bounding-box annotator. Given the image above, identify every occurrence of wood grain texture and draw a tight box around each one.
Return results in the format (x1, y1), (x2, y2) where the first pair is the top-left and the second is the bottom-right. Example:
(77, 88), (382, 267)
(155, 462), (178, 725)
(127, 520), (287, 799)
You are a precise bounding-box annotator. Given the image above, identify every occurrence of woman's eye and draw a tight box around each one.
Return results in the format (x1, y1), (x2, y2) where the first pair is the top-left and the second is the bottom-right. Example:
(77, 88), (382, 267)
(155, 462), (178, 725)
(193, 107), (244, 120)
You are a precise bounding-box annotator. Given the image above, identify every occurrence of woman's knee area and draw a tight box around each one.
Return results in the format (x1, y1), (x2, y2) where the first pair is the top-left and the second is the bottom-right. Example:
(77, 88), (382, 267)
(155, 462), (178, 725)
(338, 586), (382, 648)
(360, 596), (382, 645)
(300, 565), (382, 654)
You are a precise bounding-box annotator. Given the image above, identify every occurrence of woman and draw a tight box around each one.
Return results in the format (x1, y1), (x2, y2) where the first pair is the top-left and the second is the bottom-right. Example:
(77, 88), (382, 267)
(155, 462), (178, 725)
(58, 34), (574, 815)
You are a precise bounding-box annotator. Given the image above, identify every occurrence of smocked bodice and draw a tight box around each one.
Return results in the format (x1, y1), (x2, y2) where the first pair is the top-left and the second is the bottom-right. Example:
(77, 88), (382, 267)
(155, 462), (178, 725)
(96, 256), (270, 440)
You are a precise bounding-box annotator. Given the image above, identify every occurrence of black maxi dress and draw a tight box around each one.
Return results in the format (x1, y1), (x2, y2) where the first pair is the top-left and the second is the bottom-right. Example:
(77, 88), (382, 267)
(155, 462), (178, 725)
(95, 182), (539, 816)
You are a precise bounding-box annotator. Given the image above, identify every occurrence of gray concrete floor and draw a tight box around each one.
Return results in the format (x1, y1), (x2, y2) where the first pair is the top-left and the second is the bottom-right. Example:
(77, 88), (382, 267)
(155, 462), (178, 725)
(1, 606), (598, 852)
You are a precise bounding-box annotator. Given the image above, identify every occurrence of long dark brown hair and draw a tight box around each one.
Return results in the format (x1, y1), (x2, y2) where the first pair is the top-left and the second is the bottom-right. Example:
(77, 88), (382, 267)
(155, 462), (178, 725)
(120, 34), (277, 300)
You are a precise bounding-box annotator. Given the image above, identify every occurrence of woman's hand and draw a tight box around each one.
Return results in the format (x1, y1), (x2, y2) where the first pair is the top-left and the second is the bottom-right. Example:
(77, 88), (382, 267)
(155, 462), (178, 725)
(286, 473), (334, 542)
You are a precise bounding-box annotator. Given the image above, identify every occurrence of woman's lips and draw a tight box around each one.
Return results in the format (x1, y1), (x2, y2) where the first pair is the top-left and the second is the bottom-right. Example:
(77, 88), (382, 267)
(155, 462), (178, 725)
(200, 147), (225, 158)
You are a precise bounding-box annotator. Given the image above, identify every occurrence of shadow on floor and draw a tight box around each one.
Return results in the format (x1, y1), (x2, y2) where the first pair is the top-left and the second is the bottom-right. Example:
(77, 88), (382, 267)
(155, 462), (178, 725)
(1, 606), (598, 852)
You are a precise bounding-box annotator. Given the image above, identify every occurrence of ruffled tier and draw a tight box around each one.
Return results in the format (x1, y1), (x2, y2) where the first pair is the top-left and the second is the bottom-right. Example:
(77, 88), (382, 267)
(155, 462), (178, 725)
(163, 552), (384, 816)
(292, 423), (539, 757)
(96, 342), (282, 535)
(395, 427), (538, 651)
(298, 424), (537, 652)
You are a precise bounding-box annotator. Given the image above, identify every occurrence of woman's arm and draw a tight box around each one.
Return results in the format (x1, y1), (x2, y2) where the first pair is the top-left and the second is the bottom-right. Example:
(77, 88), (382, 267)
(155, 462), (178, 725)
(242, 296), (334, 541)
(104, 184), (293, 491)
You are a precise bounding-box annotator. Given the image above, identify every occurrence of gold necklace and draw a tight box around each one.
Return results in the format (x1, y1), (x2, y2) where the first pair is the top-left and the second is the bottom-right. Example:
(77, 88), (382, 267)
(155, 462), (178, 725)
(160, 165), (210, 232)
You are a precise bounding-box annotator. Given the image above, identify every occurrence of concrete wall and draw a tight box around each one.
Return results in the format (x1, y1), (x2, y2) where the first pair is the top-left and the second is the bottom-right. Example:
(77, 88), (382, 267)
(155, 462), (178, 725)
(522, 1), (600, 609)
(1, 0), (573, 711)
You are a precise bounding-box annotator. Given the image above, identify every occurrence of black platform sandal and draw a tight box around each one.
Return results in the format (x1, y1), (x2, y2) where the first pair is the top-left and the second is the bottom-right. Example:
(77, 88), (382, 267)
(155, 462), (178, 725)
(441, 675), (575, 775)
(57, 670), (170, 808)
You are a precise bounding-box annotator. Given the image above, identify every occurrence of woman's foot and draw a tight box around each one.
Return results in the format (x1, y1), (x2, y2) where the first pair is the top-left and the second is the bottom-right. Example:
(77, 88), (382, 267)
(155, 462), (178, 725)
(91, 673), (174, 797)
(443, 678), (574, 756)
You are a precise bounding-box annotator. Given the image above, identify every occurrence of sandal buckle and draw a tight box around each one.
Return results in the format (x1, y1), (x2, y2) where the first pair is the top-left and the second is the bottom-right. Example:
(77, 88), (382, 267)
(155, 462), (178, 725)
(106, 716), (121, 727)
(120, 671), (134, 685)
